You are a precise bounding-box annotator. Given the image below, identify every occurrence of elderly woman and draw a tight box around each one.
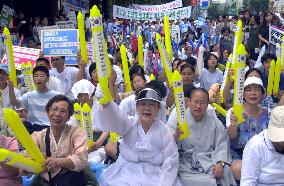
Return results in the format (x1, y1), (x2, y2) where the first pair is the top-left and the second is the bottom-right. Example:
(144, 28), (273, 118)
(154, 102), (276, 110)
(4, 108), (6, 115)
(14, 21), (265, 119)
(30, 95), (97, 186)
(96, 72), (181, 185)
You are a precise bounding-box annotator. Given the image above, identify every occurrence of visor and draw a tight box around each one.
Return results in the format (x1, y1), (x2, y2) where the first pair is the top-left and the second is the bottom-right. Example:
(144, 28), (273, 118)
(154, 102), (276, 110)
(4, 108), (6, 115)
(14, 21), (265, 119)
(136, 88), (161, 103)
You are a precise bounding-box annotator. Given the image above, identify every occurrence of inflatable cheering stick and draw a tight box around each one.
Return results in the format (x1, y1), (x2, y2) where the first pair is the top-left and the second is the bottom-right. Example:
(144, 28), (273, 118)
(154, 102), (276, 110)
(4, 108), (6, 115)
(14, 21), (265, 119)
(73, 103), (83, 128)
(3, 27), (17, 87)
(120, 44), (132, 92)
(90, 5), (112, 104)
(82, 103), (94, 148)
(138, 35), (144, 68)
(172, 70), (190, 139)
(77, 11), (88, 63)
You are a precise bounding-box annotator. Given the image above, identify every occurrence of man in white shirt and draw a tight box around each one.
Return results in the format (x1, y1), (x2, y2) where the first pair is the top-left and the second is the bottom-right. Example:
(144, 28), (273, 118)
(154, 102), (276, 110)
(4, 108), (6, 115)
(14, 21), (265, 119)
(0, 64), (21, 108)
(49, 56), (86, 100)
(241, 106), (284, 185)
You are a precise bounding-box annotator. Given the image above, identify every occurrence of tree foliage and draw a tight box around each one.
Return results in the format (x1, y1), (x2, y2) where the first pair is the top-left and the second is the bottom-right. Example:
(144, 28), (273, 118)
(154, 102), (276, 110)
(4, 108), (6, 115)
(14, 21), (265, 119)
(207, 3), (221, 19)
(242, 0), (269, 14)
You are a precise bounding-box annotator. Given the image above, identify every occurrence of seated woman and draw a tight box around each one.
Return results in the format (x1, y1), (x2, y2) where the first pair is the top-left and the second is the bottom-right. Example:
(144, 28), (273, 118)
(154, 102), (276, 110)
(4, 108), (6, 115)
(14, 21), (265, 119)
(96, 72), (181, 185)
(29, 95), (97, 186)
(226, 77), (269, 181)
(0, 135), (22, 186)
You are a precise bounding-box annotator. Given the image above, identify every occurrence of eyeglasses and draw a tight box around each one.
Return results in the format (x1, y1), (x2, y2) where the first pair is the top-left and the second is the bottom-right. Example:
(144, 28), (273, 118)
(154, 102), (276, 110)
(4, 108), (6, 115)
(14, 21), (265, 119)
(49, 106), (68, 114)
(190, 99), (208, 106)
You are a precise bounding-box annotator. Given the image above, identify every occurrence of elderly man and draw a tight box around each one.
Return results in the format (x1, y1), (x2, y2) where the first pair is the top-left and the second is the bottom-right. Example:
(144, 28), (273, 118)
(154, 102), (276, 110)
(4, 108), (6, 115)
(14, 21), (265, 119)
(241, 106), (284, 185)
(168, 88), (236, 186)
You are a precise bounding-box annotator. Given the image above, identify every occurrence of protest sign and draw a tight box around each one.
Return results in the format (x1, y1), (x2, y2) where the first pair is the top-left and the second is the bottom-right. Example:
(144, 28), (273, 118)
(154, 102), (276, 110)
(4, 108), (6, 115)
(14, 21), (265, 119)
(41, 29), (78, 56)
(1, 46), (40, 70)
(0, 5), (14, 27)
(56, 21), (76, 29)
(64, 0), (89, 13)
(171, 25), (180, 44)
(130, 0), (182, 12)
(65, 56), (77, 65)
(269, 26), (284, 45)
(37, 25), (59, 42)
(113, 5), (191, 21)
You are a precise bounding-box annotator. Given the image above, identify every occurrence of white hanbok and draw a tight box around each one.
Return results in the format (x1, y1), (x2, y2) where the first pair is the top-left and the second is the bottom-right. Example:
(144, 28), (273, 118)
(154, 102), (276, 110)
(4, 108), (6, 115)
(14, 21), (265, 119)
(96, 102), (181, 186)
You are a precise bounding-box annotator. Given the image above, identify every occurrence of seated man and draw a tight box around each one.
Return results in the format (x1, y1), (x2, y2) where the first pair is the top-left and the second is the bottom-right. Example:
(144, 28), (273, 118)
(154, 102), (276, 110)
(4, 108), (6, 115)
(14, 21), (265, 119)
(241, 106), (284, 185)
(168, 88), (236, 186)
(10, 66), (59, 131)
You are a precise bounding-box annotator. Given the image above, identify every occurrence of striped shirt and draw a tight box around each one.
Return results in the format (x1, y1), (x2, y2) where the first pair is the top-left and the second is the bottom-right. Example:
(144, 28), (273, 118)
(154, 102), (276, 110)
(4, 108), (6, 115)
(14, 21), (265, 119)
(19, 90), (60, 126)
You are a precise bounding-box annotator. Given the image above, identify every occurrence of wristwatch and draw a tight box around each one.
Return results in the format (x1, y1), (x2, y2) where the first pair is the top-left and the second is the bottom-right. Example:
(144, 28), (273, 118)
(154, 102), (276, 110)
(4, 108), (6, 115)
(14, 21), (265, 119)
(217, 161), (225, 167)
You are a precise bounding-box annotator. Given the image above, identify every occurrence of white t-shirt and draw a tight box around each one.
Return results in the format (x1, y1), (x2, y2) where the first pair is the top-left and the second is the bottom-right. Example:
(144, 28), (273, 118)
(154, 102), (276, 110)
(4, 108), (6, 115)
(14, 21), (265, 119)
(47, 76), (64, 94)
(49, 67), (79, 100)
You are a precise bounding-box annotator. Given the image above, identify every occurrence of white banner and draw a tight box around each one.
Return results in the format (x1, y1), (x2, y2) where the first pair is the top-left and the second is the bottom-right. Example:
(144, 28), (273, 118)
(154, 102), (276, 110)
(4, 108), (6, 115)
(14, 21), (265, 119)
(56, 21), (76, 29)
(113, 5), (191, 21)
(130, 0), (183, 12)
(269, 26), (284, 45)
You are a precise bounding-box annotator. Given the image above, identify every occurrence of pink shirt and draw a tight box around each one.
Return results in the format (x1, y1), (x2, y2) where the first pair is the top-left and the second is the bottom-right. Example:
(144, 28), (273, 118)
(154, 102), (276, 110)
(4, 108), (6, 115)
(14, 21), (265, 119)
(31, 125), (88, 180)
(0, 135), (22, 186)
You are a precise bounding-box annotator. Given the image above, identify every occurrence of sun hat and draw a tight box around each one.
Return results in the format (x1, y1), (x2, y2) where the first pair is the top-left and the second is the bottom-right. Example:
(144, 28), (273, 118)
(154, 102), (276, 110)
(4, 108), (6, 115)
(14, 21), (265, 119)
(268, 106), (284, 142)
(136, 88), (162, 103)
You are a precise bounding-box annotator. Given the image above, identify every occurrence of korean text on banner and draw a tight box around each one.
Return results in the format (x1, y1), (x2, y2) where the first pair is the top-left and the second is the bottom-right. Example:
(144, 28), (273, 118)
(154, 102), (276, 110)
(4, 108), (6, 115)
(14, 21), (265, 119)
(113, 5), (191, 21)
(130, 0), (183, 12)
(1, 46), (40, 70)
(41, 29), (78, 56)
(56, 21), (76, 29)
(269, 26), (284, 45)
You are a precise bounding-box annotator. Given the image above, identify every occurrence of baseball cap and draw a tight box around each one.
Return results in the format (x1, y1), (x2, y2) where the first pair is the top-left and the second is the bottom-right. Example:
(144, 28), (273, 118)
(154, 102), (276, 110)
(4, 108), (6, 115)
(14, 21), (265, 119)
(244, 77), (265, 92)
(268, 106), (284, 142)
(0, 64), (9, 74)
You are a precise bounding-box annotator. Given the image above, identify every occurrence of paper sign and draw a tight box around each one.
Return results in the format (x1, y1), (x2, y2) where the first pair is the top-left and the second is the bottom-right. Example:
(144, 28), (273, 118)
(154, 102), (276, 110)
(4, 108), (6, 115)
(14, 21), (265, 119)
(130, 0), (182, 12)
(269, 26), (284, 45)
(171, 25), (180, 44)
(1, 46), (40, 70)
(37, 25), (59, 42)
(56, 21), (76, 29)
(41, 29), (78, 56)
(0, 5), (14, 27)
(113, 5), (191, 21)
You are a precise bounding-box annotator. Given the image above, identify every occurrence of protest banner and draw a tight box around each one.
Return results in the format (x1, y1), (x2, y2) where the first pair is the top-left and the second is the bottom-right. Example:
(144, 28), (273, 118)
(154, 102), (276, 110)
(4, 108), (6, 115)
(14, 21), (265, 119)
(0, 5), (14, 27)
(269, 26), (284, 45)
(113, 5), (191, 21)
(171, 25), (181, 44)
(130, 0), (182, 12)
(1, 46), (40, 70)
(64, 0), (89, 13)
(37, 25), (59, 42)
(41, 29), (78, 56)
(56, 21), (76, 29)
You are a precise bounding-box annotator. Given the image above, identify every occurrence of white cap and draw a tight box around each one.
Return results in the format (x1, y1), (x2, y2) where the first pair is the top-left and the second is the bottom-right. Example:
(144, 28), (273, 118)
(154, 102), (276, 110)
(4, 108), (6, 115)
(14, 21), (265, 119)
(244, 77), (265, 92)
(268, 106), (284, 142)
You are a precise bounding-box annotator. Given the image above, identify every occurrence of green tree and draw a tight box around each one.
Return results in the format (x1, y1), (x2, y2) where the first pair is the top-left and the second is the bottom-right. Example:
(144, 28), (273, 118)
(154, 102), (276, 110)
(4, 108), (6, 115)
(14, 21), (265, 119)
(242, 0), (269, 14)
(207, 3), (221, 19)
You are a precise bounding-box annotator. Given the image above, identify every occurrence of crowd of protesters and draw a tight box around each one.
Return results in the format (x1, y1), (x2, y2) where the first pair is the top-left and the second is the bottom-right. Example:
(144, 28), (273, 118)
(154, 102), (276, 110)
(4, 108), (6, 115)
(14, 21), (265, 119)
(0, 5), (284, 186)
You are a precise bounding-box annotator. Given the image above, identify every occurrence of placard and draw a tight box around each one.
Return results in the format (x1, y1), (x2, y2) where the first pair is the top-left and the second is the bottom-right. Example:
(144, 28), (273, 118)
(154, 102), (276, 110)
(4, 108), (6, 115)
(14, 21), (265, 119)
(269, 26), (284, 45)
(41, 29), (78, 56)
(37, 25), (59, 42)
(113, 5), (191, 21)
(0, 5), (14, 27)
(56, 21), (76, 29)
(171, 25), (180, 44)
(1, 46), (40, 70)
(130, 0), (182, 12)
